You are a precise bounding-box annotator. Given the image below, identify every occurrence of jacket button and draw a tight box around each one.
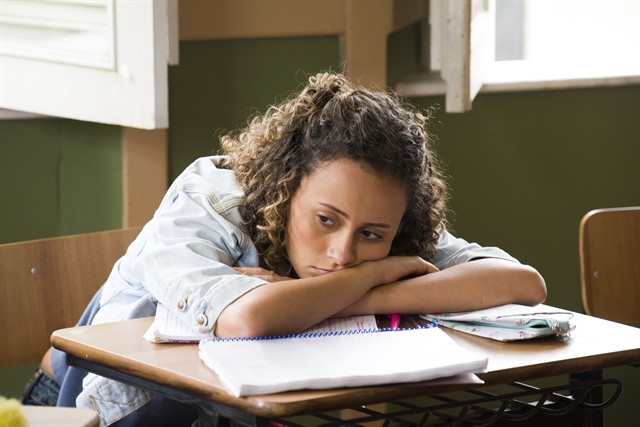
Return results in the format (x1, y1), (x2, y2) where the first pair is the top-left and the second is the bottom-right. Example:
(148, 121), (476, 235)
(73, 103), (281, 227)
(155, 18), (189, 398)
(197, 313), (207, 326)
(177, 298), (186, 311)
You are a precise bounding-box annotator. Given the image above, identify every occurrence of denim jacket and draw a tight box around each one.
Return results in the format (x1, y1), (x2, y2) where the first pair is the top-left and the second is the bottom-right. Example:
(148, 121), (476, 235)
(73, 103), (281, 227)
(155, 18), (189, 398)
(76, 156), (518, 426)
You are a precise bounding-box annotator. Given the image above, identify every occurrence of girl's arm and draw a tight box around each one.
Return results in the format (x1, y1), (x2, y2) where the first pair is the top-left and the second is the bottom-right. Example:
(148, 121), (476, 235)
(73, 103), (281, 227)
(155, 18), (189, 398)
(333, 258), (547, 317)
(215, 256), (436, 338)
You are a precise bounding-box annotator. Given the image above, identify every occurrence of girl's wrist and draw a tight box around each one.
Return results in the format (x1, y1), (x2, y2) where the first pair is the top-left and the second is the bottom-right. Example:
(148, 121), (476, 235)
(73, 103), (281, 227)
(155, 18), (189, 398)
(350, 261), (386, 289)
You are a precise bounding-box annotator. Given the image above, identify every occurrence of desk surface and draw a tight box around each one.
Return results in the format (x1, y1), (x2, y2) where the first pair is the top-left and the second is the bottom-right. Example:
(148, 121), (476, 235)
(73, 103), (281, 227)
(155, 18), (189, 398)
(51, 311), (640, 419)
(23, 406), (99, 427)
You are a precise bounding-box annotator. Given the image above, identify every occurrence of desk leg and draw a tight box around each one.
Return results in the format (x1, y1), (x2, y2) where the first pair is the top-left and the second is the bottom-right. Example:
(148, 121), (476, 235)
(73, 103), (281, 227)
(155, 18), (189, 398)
(572, 369), (604, 427)
(585, 369), (603, 427)
(197, 406), (230, 427)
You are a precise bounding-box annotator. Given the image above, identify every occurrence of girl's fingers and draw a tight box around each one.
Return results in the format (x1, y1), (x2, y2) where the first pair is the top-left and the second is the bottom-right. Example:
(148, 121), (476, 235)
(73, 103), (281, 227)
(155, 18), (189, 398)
(233, 267), (266, 275)
(373, 256), (440, 284)
(233, 267), (292, 283)
(423, 261), (440, 274)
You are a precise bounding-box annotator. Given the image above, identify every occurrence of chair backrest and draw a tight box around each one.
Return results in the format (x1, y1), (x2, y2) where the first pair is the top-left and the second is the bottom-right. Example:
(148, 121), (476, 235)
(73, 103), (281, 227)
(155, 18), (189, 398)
(579, 207), (640, 324)
(0, 227), (142, 369)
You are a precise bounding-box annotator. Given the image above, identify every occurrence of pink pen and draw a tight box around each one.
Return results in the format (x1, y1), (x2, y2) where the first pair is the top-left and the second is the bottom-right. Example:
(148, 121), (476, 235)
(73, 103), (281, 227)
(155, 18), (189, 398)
(388, 313), (401, 329)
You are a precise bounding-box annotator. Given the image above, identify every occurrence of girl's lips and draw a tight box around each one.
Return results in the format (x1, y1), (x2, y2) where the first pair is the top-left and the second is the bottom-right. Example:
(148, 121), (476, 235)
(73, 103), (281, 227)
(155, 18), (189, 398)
(314, 268), (334, 275)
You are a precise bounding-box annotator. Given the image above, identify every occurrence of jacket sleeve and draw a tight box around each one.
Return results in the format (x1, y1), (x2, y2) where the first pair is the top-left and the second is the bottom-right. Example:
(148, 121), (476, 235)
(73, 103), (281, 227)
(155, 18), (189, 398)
(135, 181), (268, 333)
(430, 230), (520, 270)
(95, 170), (268, 335)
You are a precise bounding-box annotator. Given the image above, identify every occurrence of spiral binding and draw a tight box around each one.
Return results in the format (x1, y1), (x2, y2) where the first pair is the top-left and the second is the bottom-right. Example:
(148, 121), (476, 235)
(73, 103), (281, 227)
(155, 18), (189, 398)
(208, 321), (439, 343)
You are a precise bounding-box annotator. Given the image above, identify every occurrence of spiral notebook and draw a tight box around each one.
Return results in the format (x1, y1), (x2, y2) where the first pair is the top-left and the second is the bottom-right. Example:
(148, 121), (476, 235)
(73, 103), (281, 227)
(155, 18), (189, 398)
(198, 325), (488, 397)
(144, 303), (379, 343)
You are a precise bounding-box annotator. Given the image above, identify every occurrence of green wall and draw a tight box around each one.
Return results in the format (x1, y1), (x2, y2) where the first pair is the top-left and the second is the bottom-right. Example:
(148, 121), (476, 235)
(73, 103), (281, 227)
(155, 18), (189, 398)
(1, 32), (638, 425)
(168, 36), (342, 180)
(0, 119), (122, 244)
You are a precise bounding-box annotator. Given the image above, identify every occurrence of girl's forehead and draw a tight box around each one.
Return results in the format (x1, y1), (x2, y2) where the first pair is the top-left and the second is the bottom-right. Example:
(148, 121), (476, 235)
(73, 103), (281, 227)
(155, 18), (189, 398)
(307, 158), (401, 182)
(295, 158), (408, 221)
(305, 159), (407, 193)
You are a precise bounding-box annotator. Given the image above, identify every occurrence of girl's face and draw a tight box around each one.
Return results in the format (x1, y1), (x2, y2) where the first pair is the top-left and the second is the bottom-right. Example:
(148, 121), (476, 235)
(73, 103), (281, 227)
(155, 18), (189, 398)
(286, 158), (408, 278)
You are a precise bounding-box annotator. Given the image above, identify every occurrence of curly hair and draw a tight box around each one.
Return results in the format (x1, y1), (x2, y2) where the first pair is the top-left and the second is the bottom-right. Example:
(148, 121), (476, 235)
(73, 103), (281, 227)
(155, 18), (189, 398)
(220, 72), (448, 272)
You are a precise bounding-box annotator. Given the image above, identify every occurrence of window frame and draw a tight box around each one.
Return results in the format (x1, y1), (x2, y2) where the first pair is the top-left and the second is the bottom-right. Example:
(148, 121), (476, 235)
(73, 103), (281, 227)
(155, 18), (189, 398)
(0, 0), (178, 130)
(395, 0), (639, 105)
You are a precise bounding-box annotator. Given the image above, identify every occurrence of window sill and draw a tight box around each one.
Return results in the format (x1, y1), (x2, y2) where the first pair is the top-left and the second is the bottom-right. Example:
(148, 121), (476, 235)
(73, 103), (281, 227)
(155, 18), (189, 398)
(394, 60), (640, 98)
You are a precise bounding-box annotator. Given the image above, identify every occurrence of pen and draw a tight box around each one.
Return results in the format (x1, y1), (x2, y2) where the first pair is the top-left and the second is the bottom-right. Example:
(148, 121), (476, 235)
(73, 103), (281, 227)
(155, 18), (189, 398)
(388, 313), (401, 329)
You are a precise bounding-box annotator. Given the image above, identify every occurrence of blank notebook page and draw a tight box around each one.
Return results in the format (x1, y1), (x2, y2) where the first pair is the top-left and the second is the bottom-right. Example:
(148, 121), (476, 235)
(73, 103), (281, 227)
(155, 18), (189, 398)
(199, 326), (488, 397)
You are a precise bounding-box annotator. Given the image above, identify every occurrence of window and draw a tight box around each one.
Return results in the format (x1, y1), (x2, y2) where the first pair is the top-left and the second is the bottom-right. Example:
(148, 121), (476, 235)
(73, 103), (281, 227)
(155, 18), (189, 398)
(1, 0), (115, 69)
(0, 0), (178, 129)
(395, 0), (640, 112)
(488, 0), (640, 90)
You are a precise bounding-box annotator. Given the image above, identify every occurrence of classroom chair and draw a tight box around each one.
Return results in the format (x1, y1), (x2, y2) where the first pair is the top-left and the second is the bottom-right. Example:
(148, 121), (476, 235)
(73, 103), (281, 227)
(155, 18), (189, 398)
(579, 206), (640, 324)
(0, 227), (142, 370)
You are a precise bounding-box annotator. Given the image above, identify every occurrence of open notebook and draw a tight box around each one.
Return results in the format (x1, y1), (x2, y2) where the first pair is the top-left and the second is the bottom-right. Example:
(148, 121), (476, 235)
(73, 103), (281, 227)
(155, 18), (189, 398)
(143, 303), (379, 343)
(198, 325), (488, 397)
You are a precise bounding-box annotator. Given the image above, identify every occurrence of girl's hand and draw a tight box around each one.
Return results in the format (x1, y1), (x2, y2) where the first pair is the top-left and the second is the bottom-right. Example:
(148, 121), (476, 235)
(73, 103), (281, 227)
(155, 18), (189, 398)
(233, 267), (293, 283)
(360, 256), (439, 286)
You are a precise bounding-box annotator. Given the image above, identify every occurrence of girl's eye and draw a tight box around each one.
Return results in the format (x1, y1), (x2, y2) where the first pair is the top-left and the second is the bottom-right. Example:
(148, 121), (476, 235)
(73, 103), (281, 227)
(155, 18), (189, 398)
(317, 215), (333, 225)
(361, 230), (382, 241)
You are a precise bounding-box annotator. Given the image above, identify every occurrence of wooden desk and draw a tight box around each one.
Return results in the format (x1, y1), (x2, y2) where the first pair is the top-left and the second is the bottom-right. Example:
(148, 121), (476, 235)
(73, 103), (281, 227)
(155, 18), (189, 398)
(51, 311), (640, 427)
(23, 406), (99, 427)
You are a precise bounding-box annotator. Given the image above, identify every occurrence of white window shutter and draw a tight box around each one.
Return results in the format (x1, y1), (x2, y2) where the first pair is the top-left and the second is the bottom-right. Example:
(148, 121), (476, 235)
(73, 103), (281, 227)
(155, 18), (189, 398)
(430, 0), (495, 113)
(0, 0), (178, 129)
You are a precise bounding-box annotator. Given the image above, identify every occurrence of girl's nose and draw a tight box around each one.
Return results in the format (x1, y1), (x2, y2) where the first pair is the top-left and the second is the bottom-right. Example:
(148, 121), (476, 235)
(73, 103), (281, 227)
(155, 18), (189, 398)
(327, 231), (356, 267)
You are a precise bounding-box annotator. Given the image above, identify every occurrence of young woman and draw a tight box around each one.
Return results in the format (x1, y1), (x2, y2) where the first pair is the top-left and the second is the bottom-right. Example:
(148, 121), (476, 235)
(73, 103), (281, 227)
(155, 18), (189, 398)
(24, 73), (546, 426)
